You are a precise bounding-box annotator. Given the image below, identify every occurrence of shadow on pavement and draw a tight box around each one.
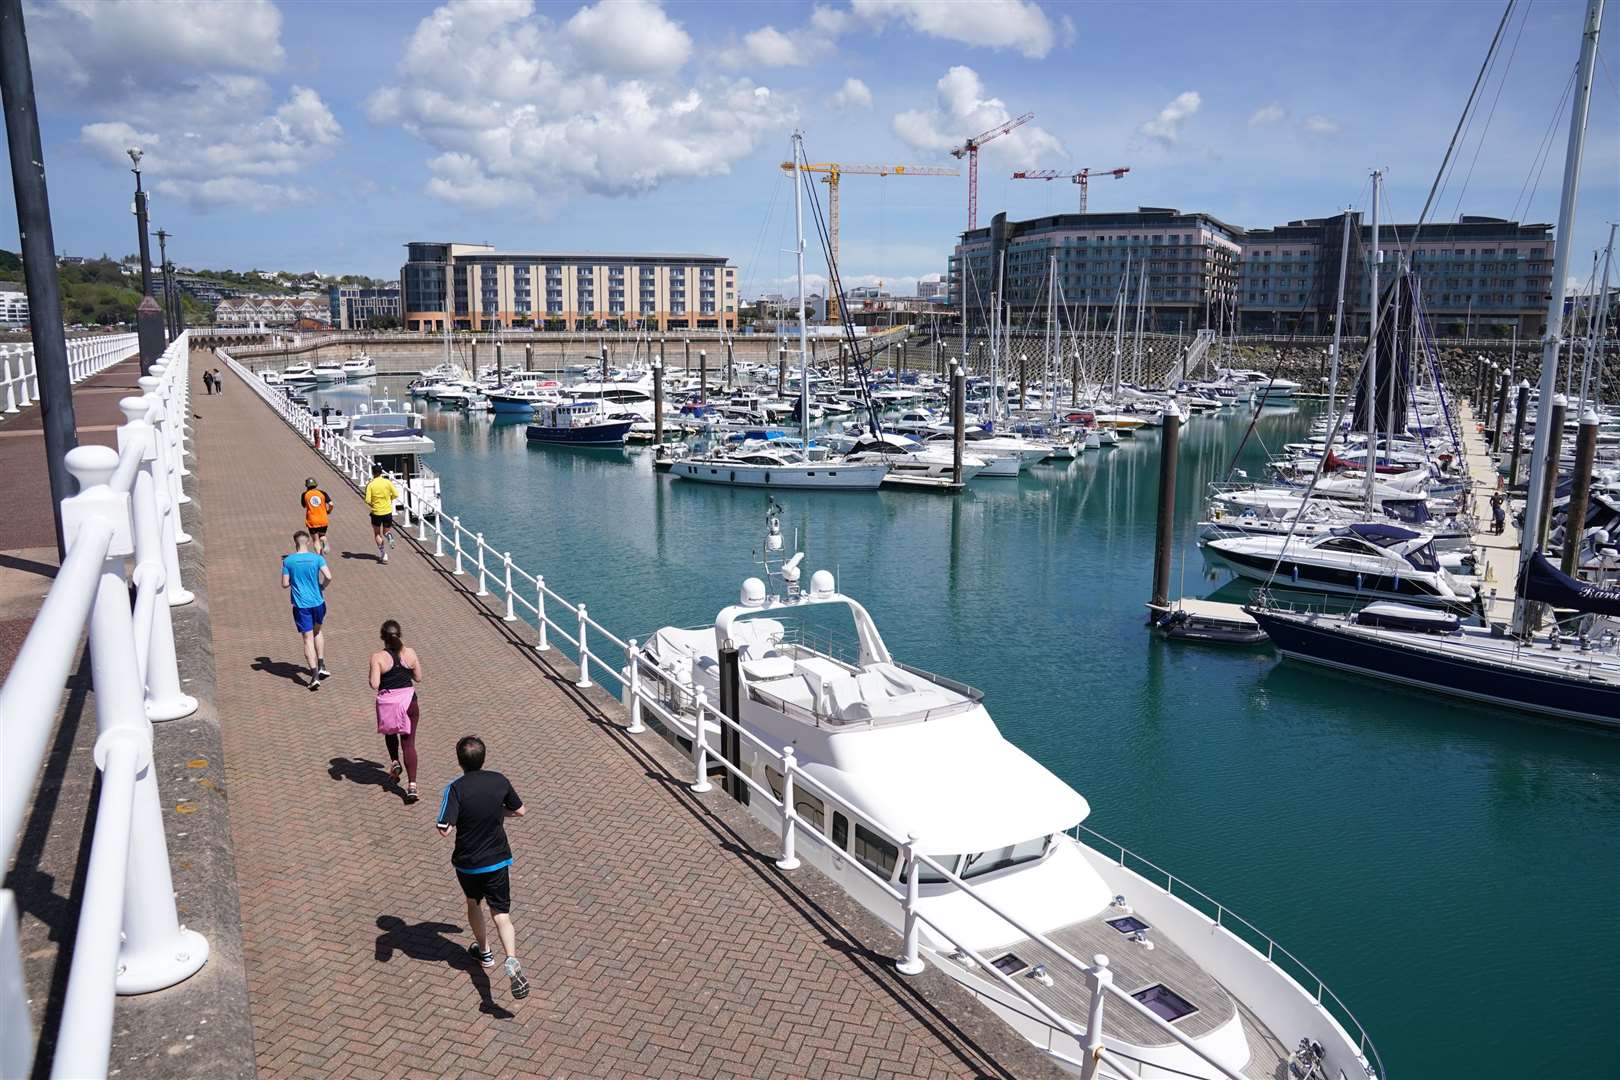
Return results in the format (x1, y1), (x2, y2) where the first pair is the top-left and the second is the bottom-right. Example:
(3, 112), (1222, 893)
(373, 915), (514, 1019)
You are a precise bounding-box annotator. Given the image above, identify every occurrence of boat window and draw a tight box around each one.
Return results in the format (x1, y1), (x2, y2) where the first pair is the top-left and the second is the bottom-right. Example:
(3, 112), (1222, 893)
(901, 853), (960, 885)
(960, 837), (1048, 879)
(1318, 537), (1377, 555)
(1131, 984), (1198, 1023)
(764, 766), (825, 831)
(1405, 542), (1440, 572)
(853, 824), (897, 879)
(832, 812), (849, 850)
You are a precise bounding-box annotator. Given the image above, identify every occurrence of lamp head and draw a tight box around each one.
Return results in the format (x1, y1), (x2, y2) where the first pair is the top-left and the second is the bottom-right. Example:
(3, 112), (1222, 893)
(127, 147), (143, 169)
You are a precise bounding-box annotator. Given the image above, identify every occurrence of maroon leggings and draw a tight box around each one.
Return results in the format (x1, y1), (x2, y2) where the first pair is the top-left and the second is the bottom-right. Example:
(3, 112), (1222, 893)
(383, 699), (421, 782)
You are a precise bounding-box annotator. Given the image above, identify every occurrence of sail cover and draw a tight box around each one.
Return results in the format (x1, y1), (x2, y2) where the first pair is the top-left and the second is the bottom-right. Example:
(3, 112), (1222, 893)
(1350, 274), (1414, 439)
(1518, 551), (1620, 616)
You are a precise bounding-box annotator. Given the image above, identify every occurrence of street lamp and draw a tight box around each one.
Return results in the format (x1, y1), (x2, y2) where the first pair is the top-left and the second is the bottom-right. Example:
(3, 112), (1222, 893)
(128, 146), (165, 372)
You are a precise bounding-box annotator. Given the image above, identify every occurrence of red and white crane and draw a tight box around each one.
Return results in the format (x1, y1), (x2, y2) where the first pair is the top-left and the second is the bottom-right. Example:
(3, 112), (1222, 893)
(950, 112), (1033, 232)
(1011, 166), (1131, 214)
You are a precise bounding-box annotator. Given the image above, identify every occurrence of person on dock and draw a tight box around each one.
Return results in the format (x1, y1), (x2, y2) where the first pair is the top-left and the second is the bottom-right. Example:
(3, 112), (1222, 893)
(364, 463), (400, 563)
(203, 370), (215, 395)
(370, 619), (423, 803)
(301, 477), (334, 555)
(1490, 493), (1505, 536)
(212, 368), (224, 394)
(436, 736), (529, 1001)
(281, 530), (331, 690)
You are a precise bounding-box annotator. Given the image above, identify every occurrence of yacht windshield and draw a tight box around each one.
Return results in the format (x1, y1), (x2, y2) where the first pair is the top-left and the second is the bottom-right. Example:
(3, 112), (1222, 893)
(1404, 542), (1440, 573)
(960, 837), (1048, 879)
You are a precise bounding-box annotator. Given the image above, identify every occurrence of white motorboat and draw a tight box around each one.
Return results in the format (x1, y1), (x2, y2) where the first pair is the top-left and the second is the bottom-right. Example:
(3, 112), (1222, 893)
(281, 362), (317, 385)
(341, 354), (378, 379)
(1202, 523), (1477, 609)
(841, 434), (988, 485)
(630, 508), (1382, 1080)
(919, 432), (1022, 476)
(258, 368), (284, 385)
(311, 360), (347, 384)
(669, 447), (889, 490)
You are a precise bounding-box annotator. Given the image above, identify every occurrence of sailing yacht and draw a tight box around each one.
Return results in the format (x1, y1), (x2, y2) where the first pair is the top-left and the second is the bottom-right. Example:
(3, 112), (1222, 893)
(631, 507), (1383, 1079)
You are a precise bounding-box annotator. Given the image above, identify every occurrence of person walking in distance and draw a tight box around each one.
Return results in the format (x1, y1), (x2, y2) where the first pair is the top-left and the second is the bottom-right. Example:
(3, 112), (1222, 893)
(213, 368), (224, 394)
(203, 370), (214, 395)
(370, 620), (423, 803)
(436, 736), (529, 1000)
(301, 477), (334, 555)
(364, 463), (400, 563)
(1490, 492), (1505, 536)
(281, 531), (331, 690)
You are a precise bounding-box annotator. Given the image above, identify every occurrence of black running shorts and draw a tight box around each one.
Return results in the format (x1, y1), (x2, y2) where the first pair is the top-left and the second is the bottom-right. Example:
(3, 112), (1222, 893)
(455, 866), (511, 913)
(370, 513), (394, 527)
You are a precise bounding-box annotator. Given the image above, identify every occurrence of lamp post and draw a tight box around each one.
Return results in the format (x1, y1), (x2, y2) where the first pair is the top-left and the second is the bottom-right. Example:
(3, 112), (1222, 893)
(155, 227), (174, 341)
(128, 147), (164, 374)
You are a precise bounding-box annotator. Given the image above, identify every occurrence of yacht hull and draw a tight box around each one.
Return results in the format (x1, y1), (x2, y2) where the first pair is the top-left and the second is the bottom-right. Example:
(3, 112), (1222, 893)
(1250, 607), (1620, 727)
(669, 460), (888, 489)
(1203, 542), (1471, 610)
(525, 420), (632, 446)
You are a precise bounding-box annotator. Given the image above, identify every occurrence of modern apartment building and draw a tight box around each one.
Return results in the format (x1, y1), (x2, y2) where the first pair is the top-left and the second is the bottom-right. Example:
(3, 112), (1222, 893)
(948, 209), (1243, 332)
(329, 284), (402, 329)
(400, 243), (737, 332)
(1238, 213), (1554, 337)
(1, 286), (27, 329)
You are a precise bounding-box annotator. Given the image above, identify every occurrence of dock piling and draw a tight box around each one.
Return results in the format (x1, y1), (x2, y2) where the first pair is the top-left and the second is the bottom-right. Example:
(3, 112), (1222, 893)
(524, 343), (532, 372)
(778, 347), (787, 396)
(1491, 370), (1509, 451)
(652, 358), (664, 443)
(951, 363), (966, 486)
(1150, 401), (1182, 612)
(1507, 381), (1530, 486)
(1537, 394), (1567, 548)
(1563, 408), (1600, 574)
(495, 342), (503, 387)
(698, 350), (707, 403)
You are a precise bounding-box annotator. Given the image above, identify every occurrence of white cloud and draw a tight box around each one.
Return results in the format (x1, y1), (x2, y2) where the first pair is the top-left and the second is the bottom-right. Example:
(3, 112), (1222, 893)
(1302, 113), (1342, 135)
(1249, 103), (1285, 127)
(31, 0), (339, 212)
(892, 66), (1063, 161)
(810, 4), (853, 34)
(833, 77), (874, 109)
(852, 0), (1058, 58)
(372, 0), (792, 207)
(1138, 90), (1202, 146)
(565, 0), (691, 74)
(739, 26), (807, 67)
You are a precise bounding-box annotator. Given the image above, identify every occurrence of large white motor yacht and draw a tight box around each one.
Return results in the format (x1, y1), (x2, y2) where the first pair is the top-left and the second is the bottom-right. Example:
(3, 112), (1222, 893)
(631, 514), (1381, 1080)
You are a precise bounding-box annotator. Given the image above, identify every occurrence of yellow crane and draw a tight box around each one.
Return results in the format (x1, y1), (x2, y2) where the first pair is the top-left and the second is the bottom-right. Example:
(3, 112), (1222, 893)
(780, 161), (958, 323)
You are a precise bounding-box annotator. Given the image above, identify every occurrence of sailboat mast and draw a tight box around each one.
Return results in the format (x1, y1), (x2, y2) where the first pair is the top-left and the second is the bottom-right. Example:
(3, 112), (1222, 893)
(1112, 251), (1128, 402)
(1579, 222), (1616, 411)
(1327, 208), (1353, 425)
(1134, 259), (1147, 386)
(793, 133), (810, 448)
(1517, 0), (1606, 635)
(1365, 169), (1382, 517)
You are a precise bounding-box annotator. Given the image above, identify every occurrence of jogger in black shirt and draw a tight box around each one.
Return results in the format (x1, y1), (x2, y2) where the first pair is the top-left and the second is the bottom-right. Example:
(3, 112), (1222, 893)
(436, 735), (529, 999)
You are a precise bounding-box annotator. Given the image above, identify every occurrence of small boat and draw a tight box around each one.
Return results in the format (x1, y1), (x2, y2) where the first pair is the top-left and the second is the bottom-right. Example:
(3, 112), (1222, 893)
(341, 354), (378, 379)
(312, 361), (347, 384)
(282, 362), (317, 385)
(486, 385), (559, 414)
(669, 447), (889, 489)
(258, 368), (284, 385)
(1149, 599), (1268, 645)
(526, 400), (633, 447)
(843, 434), (987, 488)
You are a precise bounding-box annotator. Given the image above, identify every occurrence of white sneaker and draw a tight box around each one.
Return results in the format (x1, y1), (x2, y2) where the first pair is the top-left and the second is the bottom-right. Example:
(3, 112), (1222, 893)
(381, 552), (389, 564)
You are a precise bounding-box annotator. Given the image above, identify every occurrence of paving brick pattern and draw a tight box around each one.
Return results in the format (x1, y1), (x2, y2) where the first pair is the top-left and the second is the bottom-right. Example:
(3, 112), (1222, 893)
(198, 362), (1027, 1079)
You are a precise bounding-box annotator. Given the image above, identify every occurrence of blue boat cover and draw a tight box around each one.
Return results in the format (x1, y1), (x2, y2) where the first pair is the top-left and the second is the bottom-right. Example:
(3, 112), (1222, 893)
(1519, 551), (1620, 616)
(1341, 523), (1422, 544)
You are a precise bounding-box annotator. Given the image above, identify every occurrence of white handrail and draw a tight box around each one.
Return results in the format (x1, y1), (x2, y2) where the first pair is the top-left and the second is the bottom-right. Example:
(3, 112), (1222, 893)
(215, 342), (1381, 1080)
(1, 332), (206, 1080)
(0, 334), (139, 420)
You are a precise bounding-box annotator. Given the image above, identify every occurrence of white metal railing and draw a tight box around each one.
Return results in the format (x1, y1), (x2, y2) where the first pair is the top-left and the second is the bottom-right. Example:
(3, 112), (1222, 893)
(216, 344), (1381, 1080)
(1, 334), (139, 419)
(0, 331), (206, 1080)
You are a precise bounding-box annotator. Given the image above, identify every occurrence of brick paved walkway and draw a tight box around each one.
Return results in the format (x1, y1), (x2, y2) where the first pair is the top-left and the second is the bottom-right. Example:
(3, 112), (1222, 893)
(199, 360), (1048, 1079)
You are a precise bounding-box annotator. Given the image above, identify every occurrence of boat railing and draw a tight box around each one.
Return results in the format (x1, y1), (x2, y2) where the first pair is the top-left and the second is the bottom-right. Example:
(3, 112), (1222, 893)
(1070, 823), (1384, 1080)
(219, 344), (1380, 1079)
(3, 333), (208, 1077)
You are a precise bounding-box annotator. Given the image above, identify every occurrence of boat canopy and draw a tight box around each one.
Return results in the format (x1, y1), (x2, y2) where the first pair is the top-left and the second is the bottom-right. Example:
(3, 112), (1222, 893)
(1519, 551), (1620, 616)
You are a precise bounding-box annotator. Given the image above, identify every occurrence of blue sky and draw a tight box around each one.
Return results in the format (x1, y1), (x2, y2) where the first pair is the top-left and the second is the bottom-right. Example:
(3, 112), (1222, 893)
(3, 0), (1616, 297)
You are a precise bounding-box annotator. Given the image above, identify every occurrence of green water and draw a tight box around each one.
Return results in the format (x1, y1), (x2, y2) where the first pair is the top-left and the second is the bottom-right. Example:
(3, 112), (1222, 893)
(314, 377), (1619, 1078)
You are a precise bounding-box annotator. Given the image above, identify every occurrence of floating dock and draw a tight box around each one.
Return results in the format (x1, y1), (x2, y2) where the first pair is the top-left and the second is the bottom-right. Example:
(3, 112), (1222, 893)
(1458, 400), (1521, 623)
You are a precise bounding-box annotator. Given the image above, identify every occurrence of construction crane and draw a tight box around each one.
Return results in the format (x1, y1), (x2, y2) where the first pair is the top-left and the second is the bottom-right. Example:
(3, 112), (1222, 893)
(950, 112), (1033, 232)
(1011, 166), (1131, 214)
(780, 161), (958, 323)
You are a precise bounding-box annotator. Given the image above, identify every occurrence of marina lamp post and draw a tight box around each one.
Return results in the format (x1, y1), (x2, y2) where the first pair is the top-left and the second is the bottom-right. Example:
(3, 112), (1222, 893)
(128, 147), (165, 374)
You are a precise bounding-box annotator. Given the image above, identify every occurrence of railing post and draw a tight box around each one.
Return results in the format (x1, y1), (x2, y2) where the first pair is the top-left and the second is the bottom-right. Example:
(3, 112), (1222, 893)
(475, 534), (488, 596)
(776, 747), (801, 871)
(15, 349), (32, 408)
(535, 577), (550, 651)
(502, 553), (516, 621)
(575, 603), (591, 688)
(1078, 955), (1113, 1080)
(150, 364), (190, 480)
(433, 513), (445, 557)
(417, 499), (429, 541)
(1, 353), (16, 413)
(62, 448), (209, 1000)
(625, 640), (646, 733)
(118, 397), (197, 721)
(897, 834), (925, 975)
(689, 687), (712, 792)
(451, 517), (464, 575)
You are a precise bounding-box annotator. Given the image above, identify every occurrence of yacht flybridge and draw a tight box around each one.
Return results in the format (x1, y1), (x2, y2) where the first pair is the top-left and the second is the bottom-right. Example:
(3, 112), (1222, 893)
(630, 506), (1381, 1080)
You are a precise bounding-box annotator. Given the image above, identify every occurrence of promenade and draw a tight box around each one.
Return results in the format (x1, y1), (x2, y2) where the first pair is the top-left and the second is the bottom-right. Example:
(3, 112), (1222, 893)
(198, 358), (1058, 1079)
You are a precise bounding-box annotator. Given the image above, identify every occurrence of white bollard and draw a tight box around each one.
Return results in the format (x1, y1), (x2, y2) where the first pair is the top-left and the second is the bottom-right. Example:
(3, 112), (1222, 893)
(776, 747), (801, 871)
(535, 577), (550, 651)
(625, 640), (645, 734)
(689, 687), (712, 793)
(451, 517), (464, 575)
(575, 604), (592, 688)
(117, 397), (197, 720)
(896, 834), (926, 975)
(502, 553), (515, 621)
(475, 534), (488, 596)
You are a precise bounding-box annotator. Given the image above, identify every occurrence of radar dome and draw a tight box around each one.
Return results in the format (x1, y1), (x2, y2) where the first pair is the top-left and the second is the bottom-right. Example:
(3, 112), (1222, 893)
(809, 570), (835, 597)
(740, 577), (767, 607)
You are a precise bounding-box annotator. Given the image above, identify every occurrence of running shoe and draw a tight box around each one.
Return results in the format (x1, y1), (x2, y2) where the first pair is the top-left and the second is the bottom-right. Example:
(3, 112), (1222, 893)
(505, 956), (529, 999)
(317, 663), (331, 679)
(388, 530), (396, 548)
(308, 678), (320, 692)
(381, 552), (389, 564)
(469, 943), (494, 969)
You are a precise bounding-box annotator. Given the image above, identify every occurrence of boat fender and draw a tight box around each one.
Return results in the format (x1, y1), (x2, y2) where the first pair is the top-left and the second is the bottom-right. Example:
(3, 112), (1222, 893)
(1355, 572), (1363, 591)
(1291, 565), (1299, 584)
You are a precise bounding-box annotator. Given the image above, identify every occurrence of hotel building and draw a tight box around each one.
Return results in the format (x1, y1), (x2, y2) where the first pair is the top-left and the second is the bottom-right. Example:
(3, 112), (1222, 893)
(400, 243), (738, 333)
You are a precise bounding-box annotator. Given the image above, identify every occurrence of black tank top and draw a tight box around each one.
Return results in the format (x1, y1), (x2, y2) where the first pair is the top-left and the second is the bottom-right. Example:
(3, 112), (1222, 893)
(378, 647), (414, 691)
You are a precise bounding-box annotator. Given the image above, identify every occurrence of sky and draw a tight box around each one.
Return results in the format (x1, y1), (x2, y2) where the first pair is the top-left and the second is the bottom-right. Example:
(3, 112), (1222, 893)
(2, 0), (1617, 298)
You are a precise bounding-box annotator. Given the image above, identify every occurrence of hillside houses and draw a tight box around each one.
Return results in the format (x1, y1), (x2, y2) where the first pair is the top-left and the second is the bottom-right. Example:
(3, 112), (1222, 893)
(213, 295), (329, 327)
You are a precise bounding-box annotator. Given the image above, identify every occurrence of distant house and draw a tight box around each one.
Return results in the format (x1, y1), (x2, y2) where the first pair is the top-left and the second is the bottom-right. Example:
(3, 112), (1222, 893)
(213, 294), (330, 328)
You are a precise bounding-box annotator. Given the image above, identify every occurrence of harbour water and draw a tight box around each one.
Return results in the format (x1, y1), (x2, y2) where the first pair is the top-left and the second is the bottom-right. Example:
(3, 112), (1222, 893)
(315, 375), (1617, 1078)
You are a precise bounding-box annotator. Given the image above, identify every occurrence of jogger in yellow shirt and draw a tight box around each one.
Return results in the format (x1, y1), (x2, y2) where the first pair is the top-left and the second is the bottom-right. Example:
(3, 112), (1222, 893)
(364, 463), (401, 563)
